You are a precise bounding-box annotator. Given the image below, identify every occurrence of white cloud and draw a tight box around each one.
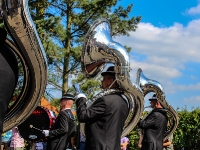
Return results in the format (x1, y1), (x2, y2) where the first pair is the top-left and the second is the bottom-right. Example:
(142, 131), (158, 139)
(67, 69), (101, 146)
(183, 95), (200, 104)
(177, 82), (200, 91)
(115, 19), (200, 78)
(115, 20), (200, 64)
(186, 4), (200, 15)
(161, 82), (200, 95)
(190, 75), (199, 80)
(113, 18), (200, 101)
(129, 59), (181, 82)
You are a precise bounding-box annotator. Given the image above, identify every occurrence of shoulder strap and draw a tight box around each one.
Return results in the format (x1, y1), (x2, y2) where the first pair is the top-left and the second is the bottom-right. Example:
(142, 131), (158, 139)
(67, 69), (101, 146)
(66, 110), (75, 122)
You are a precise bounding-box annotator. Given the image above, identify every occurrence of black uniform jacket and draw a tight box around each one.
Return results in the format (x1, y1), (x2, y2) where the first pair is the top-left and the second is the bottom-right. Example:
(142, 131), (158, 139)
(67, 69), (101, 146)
(0, 43), (18, 138)
(138, 108), (168, 150)
(47, 109), (76, 150)
(76, 93), (129, 150)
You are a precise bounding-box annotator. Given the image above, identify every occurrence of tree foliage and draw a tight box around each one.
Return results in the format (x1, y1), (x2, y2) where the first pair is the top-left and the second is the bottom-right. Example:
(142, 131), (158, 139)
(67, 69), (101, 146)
(29, 0), (141, 98)
(173, 107), (200, 150)
(127, 127), (140, 150)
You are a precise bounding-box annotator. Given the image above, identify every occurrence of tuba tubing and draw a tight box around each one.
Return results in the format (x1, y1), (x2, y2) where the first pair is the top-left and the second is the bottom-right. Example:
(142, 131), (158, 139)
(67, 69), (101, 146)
(80, 18), (144, 137)
(136, 68), (178, 139)
(1, 0), (47, 132)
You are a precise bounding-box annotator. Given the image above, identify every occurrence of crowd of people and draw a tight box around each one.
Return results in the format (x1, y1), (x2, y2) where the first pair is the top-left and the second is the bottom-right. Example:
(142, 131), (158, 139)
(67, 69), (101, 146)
(1, 66), (173, 150)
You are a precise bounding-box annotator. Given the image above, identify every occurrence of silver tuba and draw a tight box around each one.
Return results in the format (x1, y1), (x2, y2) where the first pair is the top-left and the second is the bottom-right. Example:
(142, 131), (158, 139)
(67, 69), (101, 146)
(136, 68), (179, 139)
(1, 0), (47, 132)
(79, 18), (144, 137)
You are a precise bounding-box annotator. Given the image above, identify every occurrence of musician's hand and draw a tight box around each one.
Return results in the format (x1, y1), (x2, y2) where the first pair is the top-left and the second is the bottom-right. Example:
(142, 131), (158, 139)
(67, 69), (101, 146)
(138, 144), (142, 149)
(42, 130), (49, 137)
(140, 115), (144, 119)
(75, 93), (86, 100)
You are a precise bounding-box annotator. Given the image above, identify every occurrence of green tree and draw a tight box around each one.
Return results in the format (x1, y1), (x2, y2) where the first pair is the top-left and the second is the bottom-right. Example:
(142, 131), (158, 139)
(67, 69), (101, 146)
(42, 0), (141, 95)
(127, 128), (140, 150)
(173, 107), (200, 150)
(28, 0), (68, 99)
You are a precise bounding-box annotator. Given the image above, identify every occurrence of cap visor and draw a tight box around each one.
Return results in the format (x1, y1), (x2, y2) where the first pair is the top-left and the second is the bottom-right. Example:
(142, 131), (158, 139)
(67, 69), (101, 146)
(149, 98), (157, 101)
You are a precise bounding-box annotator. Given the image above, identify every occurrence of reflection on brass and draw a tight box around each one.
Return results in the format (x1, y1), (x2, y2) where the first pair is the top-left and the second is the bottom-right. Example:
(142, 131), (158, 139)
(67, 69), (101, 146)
(1, 0), (47, 132)
(136, 68), (178, 139)
(80, 18), (144, 137)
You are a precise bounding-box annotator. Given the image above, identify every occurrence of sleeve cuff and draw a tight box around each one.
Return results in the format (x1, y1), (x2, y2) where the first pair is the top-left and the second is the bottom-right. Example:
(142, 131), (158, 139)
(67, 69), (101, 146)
(76, 93), (86, 99)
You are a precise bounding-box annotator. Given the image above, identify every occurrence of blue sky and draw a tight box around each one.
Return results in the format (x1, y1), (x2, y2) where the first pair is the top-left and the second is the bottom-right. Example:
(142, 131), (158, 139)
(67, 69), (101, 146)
(115, 0), (200, 110)
(50, 0), (200, 111)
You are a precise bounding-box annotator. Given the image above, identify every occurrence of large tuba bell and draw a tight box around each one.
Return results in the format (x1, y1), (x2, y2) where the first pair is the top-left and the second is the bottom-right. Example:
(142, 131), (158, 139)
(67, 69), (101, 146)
(79, 18), (144, 137)
(1, 0), (47, 132)
(136, 68), (179, 139)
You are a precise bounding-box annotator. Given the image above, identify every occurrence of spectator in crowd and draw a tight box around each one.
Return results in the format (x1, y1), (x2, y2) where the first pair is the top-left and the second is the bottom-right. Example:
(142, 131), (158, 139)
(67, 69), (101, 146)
(10, 127), (25, 150)
(1, 130), (12, 150)
(75, 123), (86, 150)
(120, 136), (129, 150)
(35, 142), (47, 150)
(137, 130), (143, 149)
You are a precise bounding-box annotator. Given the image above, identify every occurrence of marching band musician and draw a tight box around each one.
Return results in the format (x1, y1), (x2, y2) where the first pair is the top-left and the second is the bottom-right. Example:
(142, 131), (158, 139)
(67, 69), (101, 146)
(75, 66), (129, 150)
(10, 127), (25, 150)
(42, 94), (76, 150)
(138, 94), (168, 150)
(138, 132), (174, 150)
(0, 28), (18, 146)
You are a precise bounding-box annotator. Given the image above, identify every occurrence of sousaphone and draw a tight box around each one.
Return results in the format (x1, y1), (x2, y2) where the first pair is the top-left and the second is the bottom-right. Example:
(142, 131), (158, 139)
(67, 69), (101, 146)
(1, 0), (47, 132)
(78, 18), (144, 137)
(136, 68), (179, 139)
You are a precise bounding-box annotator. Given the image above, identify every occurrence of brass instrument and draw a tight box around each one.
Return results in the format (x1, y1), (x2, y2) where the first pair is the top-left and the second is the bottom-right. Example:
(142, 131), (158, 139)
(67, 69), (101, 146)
(1, 0), (47, 132)
(78, 18), (144, 137)
(136, 68), (178, 139)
